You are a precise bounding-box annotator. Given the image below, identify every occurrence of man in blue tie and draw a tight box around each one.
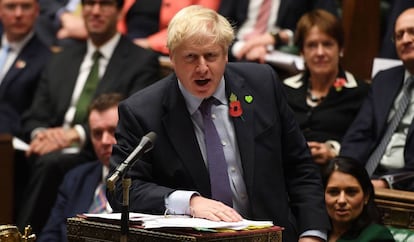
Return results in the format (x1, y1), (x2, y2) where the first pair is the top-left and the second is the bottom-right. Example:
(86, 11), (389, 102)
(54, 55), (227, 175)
(341, 8), (414, 191)
(108, 6), (330, 242)
(37, 93), (121, 242)
(0, 0), (51, 135)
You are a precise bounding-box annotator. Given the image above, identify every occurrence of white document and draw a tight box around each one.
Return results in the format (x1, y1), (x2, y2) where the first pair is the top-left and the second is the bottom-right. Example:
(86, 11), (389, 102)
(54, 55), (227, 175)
(12, 136), (29, 151)
(371, 57), (402, 78)
(265, 50), (305, 73)
(143, 217), (273, 230)
(83, 213), (273, 230)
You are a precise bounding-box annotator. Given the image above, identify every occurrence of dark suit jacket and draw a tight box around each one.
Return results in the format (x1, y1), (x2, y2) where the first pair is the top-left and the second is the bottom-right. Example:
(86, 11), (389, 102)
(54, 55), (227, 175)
(21, 35), (160, 143)
(0, 34), (51, 135)
(219, 0), (338, 31)
(283, 70), (369, 143)
(108, 62), (330, 242)
(340, 66), (414, 191)
(35, 0), (72, 46)
(37, 161), (102, 242)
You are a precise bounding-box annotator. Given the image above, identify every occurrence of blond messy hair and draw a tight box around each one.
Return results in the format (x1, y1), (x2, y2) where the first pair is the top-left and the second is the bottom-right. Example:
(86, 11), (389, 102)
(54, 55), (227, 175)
(167, 5), (235, 54)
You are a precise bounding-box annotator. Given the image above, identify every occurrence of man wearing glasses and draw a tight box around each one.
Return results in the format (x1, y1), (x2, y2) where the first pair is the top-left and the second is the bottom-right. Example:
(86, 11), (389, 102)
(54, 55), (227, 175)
(341, 8), (414, 192)
(17, 0), (160, 234)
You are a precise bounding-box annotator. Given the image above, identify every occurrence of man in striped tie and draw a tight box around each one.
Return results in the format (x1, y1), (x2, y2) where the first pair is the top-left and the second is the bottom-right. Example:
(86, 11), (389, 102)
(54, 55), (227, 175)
(341, 8), (414, 192)
(37, 93), (122, 242)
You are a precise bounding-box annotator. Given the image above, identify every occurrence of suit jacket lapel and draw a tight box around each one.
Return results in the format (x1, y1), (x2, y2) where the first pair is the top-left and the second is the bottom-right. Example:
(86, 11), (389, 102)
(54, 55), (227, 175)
(375, 67), (405, 136)
(224, 68), (256, 193)
(161, 77), (211, 196)
(96, 36), (128, 94)
(60, 44), (87, 112)
(0, 37), (34, 96)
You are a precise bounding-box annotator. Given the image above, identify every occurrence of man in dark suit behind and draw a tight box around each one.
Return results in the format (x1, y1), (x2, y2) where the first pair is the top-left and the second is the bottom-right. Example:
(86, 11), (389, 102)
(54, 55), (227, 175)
(0, 0), (51, 135)
(38, 93), (121, 242)
(341, 8), (414, 191)
(16, 0), (160, 233)
(108, 6), (329, 242)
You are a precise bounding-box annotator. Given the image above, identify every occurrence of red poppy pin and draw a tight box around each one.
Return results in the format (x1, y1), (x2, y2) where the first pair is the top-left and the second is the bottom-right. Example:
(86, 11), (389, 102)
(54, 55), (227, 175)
(229, 93), (243, 118)
(333, 78), (346, 92)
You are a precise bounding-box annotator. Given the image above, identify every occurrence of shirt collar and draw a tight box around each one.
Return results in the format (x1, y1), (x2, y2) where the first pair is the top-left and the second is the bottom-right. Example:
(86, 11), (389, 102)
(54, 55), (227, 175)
(2, 31), (34, 53)
(283, 71), (358, 89)
(178, 76), (227, 115)
(87, 33), (121, 60)
(102, 165), (109, 183)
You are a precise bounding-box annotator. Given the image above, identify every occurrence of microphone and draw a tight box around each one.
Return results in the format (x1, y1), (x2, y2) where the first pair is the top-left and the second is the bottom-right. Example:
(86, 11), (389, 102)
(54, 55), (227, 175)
(107, 131), (157, 191)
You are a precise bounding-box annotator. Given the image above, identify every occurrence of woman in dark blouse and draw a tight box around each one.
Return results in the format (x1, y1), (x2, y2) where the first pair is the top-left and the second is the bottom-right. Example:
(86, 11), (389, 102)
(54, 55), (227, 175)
(283, 9), (369, 165)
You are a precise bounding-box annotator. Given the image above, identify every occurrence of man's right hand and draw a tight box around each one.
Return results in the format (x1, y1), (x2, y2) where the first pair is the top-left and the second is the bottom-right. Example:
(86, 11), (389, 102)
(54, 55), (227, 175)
(189, 195), (243, 222)
(57, 12), (88, 40)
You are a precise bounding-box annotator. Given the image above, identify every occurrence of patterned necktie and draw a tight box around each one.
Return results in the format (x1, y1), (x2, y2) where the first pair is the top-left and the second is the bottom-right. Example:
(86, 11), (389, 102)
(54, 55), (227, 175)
(365, 76), (414, 176)
(73, 50), (102, 124)
(245, 0), (272, 40)
(199, 97), (233, 207)
(88, 182), (107, 213)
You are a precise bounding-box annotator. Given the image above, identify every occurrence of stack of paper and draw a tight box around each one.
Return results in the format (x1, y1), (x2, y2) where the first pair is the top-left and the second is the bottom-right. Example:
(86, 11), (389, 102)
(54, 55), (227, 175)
(83, 213), (273, 231)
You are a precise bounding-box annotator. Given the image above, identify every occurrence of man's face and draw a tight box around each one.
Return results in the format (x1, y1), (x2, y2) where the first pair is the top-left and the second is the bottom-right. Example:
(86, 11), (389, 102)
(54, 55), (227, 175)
(89, 106), (118, 167)
(82, 0), (119, 45)
(394, 9), (414, 66)
(0, 0), (38, 42)
(170, 38), (228, 99)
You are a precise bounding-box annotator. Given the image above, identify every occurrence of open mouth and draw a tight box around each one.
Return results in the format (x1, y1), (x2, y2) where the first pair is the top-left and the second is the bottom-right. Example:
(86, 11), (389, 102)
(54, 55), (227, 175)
(195, 79), (210, 86)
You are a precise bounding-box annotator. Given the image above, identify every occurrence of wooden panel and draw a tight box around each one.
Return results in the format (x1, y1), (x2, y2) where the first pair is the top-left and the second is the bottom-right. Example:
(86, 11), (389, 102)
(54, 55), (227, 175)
(67, 217), (283, 242)
(0, 134), (14, 224)
(341, 0), (380, 81)
(375, 188), (414, 229)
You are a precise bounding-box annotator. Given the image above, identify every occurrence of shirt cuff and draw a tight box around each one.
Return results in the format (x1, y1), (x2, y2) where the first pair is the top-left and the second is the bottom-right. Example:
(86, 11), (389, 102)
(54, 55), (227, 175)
(165, 190), (199, 215)
(31, 127), (47, 140)
(325, 140), (340, 156)
(300, 230), (327, 241)
(73, 124), (86, 147)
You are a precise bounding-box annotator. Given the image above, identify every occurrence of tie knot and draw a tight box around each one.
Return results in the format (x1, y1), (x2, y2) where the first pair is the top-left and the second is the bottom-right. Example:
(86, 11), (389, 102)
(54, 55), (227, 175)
(92, 50), (102, 61)
(199, 97), (219, 116)
(2, 44), (11, 52)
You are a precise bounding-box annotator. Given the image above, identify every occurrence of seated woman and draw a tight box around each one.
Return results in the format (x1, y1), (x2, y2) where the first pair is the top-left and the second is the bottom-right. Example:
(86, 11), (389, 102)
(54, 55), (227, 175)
(283, 9), (369, 165)
(322, 156), (395, 242)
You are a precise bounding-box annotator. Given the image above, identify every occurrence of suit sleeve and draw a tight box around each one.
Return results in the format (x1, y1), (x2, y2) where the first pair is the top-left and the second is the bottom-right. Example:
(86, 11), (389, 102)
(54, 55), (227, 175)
(270, 67), (330, 233)
(340, 86), (377, 164)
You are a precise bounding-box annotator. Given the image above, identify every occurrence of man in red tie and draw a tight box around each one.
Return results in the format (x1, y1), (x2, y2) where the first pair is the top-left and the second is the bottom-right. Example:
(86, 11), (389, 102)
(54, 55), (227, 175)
(219, 0), (338, 63)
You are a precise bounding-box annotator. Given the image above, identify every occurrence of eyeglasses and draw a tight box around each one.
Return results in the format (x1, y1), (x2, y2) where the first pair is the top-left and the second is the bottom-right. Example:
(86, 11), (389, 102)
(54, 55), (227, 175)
(393, 27), (414, 42)
(82, 0), (117, 9)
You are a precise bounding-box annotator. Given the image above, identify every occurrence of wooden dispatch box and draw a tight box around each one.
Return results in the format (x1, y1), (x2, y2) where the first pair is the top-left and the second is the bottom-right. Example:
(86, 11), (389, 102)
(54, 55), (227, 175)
(67, 217), (283, 242)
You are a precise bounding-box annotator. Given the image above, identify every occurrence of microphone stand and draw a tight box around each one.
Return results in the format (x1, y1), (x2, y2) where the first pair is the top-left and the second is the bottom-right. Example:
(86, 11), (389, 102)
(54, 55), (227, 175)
(120, 175), (131, 242)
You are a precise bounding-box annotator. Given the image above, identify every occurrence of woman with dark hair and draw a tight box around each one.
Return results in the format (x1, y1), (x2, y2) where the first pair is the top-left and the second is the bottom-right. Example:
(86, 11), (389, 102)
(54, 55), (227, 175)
(283, 9), (369, 165)
(322, 156), (395, 241)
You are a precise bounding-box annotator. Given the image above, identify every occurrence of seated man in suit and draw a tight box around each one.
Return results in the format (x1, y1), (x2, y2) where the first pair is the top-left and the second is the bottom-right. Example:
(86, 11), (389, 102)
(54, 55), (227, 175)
(341, 8), (414, 191)
(108, 6), (330, 242)
(37, 93), (121, 242)
(16, 0), (160, 234)
(0, 0), (51, 135)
